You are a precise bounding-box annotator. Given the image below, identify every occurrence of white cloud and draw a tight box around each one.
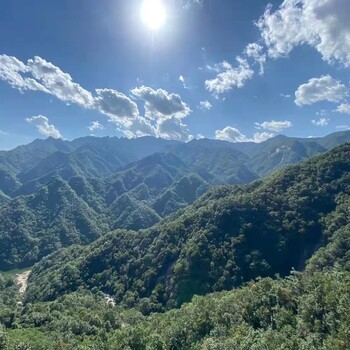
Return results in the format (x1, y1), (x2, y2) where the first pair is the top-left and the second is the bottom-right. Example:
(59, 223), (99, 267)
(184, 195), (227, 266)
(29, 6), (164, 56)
(337, 103), (350, 114)
(252, 132), (275, 143)
(280, 93), (291, 98)
(183, 0), (203, 8)
(257, 0), (350, 67)
(0, 130), (8, 135)
(205, 58), (254, 96)
(0, 55), (140, 127)
(88, 121), (104, 132)
(27, 56), (95, 107)
(215, 127), (247, 143)
(25, 115), (62, 139)
(316, 109), (327, 116)
(204, 0), (350, 98)
(179, 75), (189, 89)
(156, 117), (193, 142)
(312, 118), (329, 126)
(0, 55), (94, 108)
(244, 43), (266, 75)
(122, 116), (157, 139)
(0, 55), (47, 93)
(335, 125), (350, 129)
(198, 100), (212, 111)
(131, 85), (191, 119)
(295, 75), (348, 106)
(123, 115), (193, 142)
(94, 89), (139, 125)
(0, 54), (195, 141)
(255, 120), (293, 132)
(128, 86), (193, 141)
(215, 126), (274, 143)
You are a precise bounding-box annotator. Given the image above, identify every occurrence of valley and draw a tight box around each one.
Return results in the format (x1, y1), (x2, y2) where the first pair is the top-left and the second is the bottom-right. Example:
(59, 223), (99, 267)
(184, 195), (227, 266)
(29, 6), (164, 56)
(0, 135), (349, 349)
(1, 132), (349, 270)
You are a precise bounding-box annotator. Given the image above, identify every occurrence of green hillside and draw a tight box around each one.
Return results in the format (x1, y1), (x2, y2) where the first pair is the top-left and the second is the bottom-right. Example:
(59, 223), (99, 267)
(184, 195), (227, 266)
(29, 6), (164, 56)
(0, 143), (349, 349)
(2, 131), (350, 197)
(25, 143), (350, 312)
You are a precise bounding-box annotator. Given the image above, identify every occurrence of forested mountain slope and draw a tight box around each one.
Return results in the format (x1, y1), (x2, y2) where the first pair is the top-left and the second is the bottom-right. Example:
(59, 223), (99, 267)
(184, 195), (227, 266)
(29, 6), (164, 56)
(0, 136), (179, 195)
(245, 136), (327, 176)
(1, 132), (350, 271)
(0, 144), (349, 349)
(25, 143), (350, 312)
(1, 131), (350, 197)
(0, 177), (109, 270)
(0, 150), (249, 270)
(0, 190), (9, 205)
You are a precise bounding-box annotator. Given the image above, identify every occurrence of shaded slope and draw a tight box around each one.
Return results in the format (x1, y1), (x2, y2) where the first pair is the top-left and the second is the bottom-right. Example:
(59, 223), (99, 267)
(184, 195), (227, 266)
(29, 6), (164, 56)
(0, 190), (9, 206)
(0, 177), (108, 270)
(0, 136), (180, 196)
(2, 131), (350, 197)
(0, 153), (208, 269)
(171, 139), (258, 184)
(25, 143), (350, 310)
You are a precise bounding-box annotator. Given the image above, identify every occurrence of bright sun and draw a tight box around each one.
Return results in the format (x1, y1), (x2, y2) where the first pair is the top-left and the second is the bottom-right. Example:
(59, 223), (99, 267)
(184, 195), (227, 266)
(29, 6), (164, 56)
(141, 0), (167, 31)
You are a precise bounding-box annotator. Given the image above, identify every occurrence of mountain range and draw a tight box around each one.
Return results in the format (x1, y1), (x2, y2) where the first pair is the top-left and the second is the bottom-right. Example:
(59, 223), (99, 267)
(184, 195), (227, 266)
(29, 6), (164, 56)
(1, 131), (350, 270)
(25, 142), (350, 311)
(2, 131), (350, 197)
(0, 136), (349, 349)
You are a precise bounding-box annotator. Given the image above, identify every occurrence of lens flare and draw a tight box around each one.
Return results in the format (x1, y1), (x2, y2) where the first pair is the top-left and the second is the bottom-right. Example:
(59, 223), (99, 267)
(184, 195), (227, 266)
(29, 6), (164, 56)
(141, 0), (167, 31)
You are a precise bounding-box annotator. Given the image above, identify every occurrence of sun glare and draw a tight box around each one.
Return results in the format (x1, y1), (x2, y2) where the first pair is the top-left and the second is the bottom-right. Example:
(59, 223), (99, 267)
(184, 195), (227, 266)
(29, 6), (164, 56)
(141, 0), (167, 31)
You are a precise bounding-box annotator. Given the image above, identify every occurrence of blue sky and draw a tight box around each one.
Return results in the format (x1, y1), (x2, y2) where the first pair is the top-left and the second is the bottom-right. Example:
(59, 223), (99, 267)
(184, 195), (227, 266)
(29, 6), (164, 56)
(1, 0), (350, 150)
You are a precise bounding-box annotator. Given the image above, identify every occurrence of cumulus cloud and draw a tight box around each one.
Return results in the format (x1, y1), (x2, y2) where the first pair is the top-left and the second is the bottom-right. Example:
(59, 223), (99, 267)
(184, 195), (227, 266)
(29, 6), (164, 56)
(128, 85), (193, 141)
(312, 118), (329, 126)
(156, 117), (193, 141)
(0, 55), (46, 92)
(94, 89), (139, 124)
(122, 116), (193, 142)
(337, 103), (350, 114)
(215, 127), (247, 143)
(205, 58), (254, 96)
(88, 121), (104, 132)
(257, 0), (350, 67)
(215, 126), (274, 143)
(27, 56), (95, 107)
(198, 100), (212, 111)
(295, 75), (348, 106)
(0, 55), (94, 107)
(255, 120), (293, 132)
(0, 55), (140, 125)
(26, 115), (62, 139)
(122, 116), (157, 139)
(205, 0), (350, 97)
(0, 54), (195, 141)
(252, 132), (275, 143)
(131, 86), (191, 119)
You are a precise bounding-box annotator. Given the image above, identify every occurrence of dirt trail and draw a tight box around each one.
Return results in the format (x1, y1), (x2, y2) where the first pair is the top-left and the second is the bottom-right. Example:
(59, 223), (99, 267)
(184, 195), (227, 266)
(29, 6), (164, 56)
(15, 270), (31, 295)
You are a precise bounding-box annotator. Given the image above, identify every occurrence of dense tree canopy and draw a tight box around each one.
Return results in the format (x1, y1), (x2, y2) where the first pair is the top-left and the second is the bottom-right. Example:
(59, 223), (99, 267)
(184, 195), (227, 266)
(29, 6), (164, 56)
(25, 143), (350, 312)
(1, 132), (349, 270)
(0, 138), (349, 349)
